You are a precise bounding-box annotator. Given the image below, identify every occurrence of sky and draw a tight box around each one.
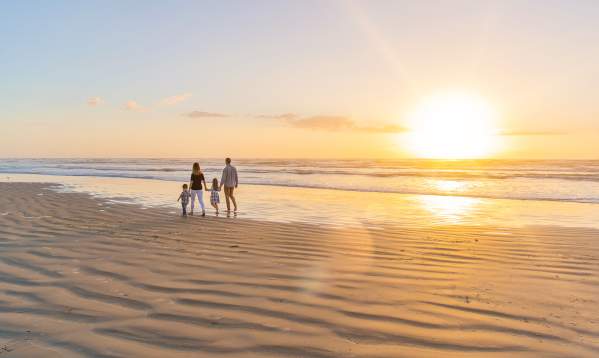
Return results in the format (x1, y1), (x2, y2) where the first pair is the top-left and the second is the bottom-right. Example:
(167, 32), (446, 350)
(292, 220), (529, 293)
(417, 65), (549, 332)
(1, 0), (598, 159)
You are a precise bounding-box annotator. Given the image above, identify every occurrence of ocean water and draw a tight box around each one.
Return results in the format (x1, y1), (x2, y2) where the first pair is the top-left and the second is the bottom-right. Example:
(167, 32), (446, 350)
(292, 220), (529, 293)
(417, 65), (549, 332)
(2, 158), (599, 203)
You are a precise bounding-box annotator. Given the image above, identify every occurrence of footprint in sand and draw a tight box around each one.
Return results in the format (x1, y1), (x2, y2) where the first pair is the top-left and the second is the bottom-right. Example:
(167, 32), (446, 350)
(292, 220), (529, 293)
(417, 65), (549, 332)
(0, 332), (33, 355)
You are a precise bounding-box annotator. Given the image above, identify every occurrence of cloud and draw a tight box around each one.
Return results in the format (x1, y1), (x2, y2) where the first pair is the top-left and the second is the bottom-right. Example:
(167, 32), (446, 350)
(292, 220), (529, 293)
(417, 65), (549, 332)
(255, 113), (296, 120)
(268, 113), (405, 133)
(500, 130), (566, 136)
(285, 115), (355, 131)
(161, 93), (192, 106)
(124, 100), (144, 111)
(183, 110), (229, 118)
(358, 124), (407, 133)
(87, 97), (104, 106)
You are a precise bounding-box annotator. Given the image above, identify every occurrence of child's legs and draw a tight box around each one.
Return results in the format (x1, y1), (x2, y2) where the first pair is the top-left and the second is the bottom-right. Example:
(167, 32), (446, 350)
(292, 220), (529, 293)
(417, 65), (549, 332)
(211, 202), (218, 210)
(182, 202), (187, 215)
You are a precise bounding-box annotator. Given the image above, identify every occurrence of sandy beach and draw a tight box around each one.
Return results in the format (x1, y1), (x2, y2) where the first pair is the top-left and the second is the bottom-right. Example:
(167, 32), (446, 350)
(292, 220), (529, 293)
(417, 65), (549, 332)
(0, 181), (597, 357)
(4, 0), (599, 355)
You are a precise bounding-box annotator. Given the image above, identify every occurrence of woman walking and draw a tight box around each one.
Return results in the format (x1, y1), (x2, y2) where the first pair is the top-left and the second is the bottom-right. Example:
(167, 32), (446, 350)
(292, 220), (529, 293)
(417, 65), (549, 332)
(189, 162), (207, 216)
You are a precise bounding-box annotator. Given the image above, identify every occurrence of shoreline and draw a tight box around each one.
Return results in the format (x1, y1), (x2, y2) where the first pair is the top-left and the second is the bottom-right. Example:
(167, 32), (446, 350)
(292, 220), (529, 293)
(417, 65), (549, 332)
(0, 182), (598, 356)
(2, 173), (599, 230)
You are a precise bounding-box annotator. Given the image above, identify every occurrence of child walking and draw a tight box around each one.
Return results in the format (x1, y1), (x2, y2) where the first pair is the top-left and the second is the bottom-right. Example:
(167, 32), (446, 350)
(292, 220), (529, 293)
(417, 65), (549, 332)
(177, 184), (190, 216)
(206, 178), (221, 214)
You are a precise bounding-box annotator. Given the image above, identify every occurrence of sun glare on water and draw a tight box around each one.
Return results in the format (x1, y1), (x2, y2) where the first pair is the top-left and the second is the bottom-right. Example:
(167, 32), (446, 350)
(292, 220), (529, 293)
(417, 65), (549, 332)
(404, 92), (500, 159)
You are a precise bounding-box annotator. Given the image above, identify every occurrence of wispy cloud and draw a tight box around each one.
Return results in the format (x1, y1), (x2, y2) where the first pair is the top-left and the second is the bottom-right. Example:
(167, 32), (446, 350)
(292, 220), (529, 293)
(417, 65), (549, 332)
(87, 97), (104, 107)
(161, 93), (192, 106)
(267, 113), (405, 133)
(124, 100), (144, 111)
(358, 124), (407, 133)
(285, 115), (355, 130)
(255, 113), (296, 120)
(183, 110), (229, 118)
(501, 130), (566, 136)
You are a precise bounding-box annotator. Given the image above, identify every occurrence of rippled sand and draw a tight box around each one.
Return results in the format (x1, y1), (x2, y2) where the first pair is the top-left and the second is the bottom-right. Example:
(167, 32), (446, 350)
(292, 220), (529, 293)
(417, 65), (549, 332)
(0, 182), (598, 357)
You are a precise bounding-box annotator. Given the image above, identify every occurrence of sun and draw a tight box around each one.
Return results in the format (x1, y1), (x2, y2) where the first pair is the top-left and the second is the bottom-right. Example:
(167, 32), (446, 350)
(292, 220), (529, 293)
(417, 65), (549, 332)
(404, 92), (500, 159)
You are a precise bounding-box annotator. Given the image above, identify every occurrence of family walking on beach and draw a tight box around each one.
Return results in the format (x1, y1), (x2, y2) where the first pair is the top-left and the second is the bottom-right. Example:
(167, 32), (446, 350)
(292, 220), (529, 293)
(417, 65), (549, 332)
(178, 158), (238, 217)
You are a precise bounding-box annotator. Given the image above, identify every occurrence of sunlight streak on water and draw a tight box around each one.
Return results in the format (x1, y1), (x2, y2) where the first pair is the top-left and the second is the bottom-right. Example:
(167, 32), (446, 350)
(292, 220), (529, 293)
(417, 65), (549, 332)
(432, 179), (468, 193)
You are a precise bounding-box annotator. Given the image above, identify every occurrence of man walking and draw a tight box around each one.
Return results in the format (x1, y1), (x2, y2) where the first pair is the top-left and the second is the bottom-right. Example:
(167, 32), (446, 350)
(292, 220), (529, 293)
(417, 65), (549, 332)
(220, 157), (238, 212)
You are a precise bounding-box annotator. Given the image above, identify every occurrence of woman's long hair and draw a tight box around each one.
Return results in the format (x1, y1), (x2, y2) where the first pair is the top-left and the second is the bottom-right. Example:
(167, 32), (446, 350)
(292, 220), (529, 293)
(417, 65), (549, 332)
(192, 162), (201, 175)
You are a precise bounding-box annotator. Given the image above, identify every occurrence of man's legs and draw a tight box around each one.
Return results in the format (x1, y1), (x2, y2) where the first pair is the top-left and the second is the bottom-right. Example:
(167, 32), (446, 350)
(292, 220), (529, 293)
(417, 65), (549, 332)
(226, 187), (237, 212)
(224, 187), (231, 211)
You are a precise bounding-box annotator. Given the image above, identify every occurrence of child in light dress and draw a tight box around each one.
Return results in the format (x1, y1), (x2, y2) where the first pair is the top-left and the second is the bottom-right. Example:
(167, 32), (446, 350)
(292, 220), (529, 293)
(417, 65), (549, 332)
(206, 178), (221, 214)
(177, 184), (190, 216)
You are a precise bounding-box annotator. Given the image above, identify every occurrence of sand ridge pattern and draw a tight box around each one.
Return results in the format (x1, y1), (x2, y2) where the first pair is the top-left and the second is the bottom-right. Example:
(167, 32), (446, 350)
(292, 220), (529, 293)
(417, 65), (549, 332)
(0, 182), (598, 357)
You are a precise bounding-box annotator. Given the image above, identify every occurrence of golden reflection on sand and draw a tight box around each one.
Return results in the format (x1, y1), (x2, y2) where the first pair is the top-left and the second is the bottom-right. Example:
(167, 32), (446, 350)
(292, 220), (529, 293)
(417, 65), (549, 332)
(417, 194), (481, 224)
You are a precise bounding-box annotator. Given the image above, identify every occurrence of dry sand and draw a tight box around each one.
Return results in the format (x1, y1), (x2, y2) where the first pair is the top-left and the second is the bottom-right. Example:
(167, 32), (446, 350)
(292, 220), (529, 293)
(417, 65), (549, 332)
(0, 182), (598, 357)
